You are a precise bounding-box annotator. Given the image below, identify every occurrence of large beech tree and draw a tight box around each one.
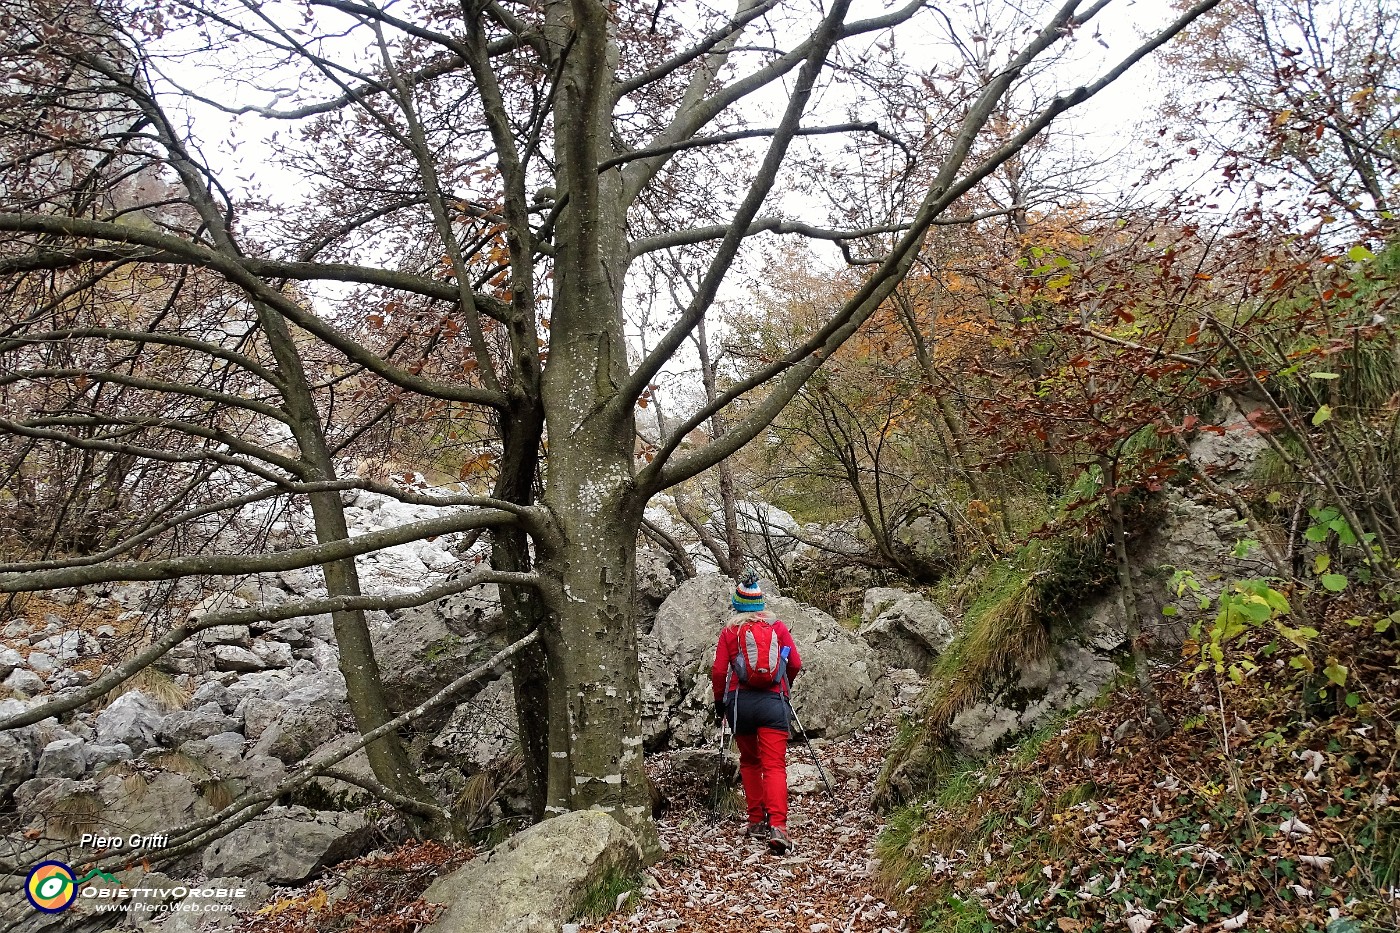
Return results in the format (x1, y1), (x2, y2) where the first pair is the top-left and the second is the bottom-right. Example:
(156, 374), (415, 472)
(0, 0), (1220, 853)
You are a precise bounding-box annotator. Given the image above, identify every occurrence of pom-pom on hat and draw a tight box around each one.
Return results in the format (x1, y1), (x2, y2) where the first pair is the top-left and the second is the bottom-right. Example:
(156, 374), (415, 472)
(732, 571), (765, 612)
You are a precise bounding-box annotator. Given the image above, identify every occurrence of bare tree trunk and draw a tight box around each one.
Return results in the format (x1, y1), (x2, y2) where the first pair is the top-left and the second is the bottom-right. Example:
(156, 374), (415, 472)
(491, 400), (550, 820)
(534, 0), (660, 853)
(255, 303), (449, 834)
(696, 316), (744, 571)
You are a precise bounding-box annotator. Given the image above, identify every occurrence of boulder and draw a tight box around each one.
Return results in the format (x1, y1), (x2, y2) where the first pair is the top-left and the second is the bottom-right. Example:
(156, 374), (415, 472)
(159, 704), (240, 746)
(188, 680), (237, 714)
(650, 574), (733, 674)
(862, 587), (908, 622)
(4, 668), (45, 696)
(197, 624), (252, 648)
(224, 671), (292, 704)
(891, 513), (955, 572)
(251, 699), (347, 763)
(36, 738), (87, 779)
(734, 500), (801, 560)
(857, 589), (956, 673)
(25, 651), (58, 674)
(155, 640), (204, 676)
(423, 810), (642, 933)
(250, 640), (294, 669)
(31, 631), (84, 661)
(86, 743), (133, 772)
(773, 593), (891, 737)
(94, 691), (165, 753)
(238, 697), (283, 740)
(0, 646), (25, 678)
(211, 645), (266, 672)
(97, 770), (205, 838)
(254, 618), (314, 648)
(201, 806), (371, 884)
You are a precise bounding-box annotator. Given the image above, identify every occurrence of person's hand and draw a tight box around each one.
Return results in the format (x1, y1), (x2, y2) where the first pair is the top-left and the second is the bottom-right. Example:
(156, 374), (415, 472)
(713, 699), (726, 723)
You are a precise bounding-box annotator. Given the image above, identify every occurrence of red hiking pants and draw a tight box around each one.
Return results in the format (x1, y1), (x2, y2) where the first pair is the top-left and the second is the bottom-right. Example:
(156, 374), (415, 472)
(735, 726), (788, 829)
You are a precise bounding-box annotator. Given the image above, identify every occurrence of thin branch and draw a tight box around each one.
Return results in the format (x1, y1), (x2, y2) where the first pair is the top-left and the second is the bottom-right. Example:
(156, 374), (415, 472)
(0, 507), (528, 593)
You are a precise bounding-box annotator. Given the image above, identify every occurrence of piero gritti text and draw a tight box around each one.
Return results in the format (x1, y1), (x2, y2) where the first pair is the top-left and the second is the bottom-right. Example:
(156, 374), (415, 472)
(78, 832), (170, 851)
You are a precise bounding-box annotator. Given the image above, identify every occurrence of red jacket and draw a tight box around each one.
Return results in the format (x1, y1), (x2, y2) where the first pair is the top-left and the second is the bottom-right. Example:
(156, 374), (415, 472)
(711, 618), (802, 700)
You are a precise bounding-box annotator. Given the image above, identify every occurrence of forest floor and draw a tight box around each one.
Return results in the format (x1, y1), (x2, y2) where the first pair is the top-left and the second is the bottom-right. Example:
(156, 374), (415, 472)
(581, 716), (910, 933)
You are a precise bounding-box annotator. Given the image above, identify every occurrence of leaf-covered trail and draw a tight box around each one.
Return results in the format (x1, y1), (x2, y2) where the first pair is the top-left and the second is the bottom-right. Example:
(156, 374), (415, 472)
(584, 719), (910, 933)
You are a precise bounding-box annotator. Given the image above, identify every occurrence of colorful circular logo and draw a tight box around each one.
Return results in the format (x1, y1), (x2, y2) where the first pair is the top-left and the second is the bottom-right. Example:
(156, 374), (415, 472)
(26, 861), (76, 913)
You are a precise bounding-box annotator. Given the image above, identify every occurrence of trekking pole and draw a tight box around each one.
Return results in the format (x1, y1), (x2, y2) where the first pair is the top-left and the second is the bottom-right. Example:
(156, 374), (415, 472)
(786, 701), (837, 798)
(708, 705), (729, 822)
(779, 646), (836, 799)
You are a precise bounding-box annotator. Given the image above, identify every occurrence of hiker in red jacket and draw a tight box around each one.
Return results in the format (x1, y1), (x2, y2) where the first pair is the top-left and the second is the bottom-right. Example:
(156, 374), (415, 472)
(711, 573), (802, 854)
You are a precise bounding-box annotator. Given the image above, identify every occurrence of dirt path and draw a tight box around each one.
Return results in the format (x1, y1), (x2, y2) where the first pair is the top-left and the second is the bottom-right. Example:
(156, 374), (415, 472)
(584, 719), (910, 933)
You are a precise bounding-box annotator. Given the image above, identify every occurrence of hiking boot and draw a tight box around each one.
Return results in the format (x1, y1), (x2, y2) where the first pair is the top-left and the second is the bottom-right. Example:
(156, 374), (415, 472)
(768, 825), (792, 855)
(744, 821), (770, 839)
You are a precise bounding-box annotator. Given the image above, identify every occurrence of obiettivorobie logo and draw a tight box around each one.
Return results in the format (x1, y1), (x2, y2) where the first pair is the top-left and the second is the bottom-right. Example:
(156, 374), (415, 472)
(23, 861), (248, 916)
(25, 862), (120, 913)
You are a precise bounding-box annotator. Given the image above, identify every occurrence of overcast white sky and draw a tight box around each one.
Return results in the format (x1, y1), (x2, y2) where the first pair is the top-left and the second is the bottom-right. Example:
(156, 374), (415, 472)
(141, 0), (1221, 424)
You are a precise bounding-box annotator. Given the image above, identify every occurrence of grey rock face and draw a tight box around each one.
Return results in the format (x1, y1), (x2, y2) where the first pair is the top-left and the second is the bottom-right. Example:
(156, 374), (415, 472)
(861, 588), (908, 623)
(636, 632), (680, 750)
(36, 738), (87, 779)
(225, 671), (291, 704)
(1188, 396), (1268, 476)
(98, 770), (204, 839)
(189, 680), (237, 714)
(31, 631), (84, 661)
(25, 651), (58, 674)
(370, 593), (503, 725)
(201, 806), (371, 884)
(178, 732), (246, 769)
(238, 697), (282, 740)
(430, 676), (517, 771)
(650, 574), (733, 676)
(857, 589), (956, 673)
(250, 640), (294, 669)
(0, 728), (40, 797)
(1077, 487), (1273, 651)
(254, 619), (313, 648)
(774, 593), (891, 737)
(94, 691), (165, 753)
(636, 546), (682, 604)
(948, 640), (1121, 756)
(423, 810), (642, 933)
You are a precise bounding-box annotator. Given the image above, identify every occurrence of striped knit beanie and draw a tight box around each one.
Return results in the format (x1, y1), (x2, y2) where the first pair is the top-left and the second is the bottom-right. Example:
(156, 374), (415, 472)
(732, 575), (765, 612)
